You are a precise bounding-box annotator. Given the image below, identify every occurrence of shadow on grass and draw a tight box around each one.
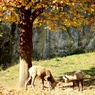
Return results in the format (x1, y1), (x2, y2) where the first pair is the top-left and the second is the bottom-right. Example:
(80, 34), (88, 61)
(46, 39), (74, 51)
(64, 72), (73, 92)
(82, 67), (95, 88)
(58, 67), (95, 90)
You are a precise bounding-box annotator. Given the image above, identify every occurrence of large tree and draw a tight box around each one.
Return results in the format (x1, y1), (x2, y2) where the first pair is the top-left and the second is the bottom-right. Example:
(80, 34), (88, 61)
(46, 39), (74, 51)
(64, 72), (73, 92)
(0, 0), (95, 88)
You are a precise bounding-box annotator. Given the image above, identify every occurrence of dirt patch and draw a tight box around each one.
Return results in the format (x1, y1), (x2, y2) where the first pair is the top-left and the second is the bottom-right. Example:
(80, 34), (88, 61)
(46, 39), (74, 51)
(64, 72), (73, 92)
(0, 81), (95, 95)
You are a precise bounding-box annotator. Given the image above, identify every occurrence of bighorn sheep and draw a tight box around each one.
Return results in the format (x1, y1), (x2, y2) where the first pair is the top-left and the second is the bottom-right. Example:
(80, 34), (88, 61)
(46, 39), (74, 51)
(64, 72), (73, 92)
(63, 70), (84, 91)
(25, 66), (57, 90)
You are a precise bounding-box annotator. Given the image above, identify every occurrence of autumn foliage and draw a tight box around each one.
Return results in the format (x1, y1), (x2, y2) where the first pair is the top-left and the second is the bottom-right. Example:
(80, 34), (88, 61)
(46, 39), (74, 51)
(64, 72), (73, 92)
(0, 0), (95, 30)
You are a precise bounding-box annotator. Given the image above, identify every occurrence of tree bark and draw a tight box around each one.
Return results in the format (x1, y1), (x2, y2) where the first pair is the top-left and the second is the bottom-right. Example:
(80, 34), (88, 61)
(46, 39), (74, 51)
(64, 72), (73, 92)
(19, 4), (45, 88)
(43, 27), (51, 59)
(19, 6), (32, 88)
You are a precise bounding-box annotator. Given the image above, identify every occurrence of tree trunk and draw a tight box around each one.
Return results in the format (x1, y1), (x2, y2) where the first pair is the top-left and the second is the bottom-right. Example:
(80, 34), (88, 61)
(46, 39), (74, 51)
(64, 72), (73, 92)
(19, 7), (32, 88)
(43, 26), (51, 59)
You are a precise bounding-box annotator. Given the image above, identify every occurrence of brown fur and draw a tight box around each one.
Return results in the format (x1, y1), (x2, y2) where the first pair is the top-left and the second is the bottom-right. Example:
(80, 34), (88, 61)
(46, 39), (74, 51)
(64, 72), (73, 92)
(63, 70), (84, 91)
(25, 66), (56, 90)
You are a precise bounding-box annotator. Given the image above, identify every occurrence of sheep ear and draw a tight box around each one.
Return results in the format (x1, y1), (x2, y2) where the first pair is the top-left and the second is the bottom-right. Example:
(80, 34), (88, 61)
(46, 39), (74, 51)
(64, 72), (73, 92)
(64, 75), (67, 78)
(64, 75), (69, 80)
(45, 75), (50, 81)
(65, 74), (68, 77)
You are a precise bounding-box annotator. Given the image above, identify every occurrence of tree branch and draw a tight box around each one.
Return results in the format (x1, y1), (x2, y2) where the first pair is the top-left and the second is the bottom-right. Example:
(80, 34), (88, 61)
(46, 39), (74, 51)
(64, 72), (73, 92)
(30, 6), (45, 22)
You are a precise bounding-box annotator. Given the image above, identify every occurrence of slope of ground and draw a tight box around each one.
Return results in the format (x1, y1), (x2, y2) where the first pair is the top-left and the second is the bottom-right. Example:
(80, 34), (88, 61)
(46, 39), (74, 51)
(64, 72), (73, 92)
(0, 52), (95, 95)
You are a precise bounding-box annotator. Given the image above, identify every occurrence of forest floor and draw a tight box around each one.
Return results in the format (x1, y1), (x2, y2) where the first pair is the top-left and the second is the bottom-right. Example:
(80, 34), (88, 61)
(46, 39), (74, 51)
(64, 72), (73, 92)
(0, 52), (95, 95)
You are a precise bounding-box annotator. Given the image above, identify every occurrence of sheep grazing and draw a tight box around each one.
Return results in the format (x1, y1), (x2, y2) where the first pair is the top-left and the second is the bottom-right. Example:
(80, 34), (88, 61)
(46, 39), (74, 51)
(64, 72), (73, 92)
(63, 70), (84, 91)
(25, 66), (57, 90)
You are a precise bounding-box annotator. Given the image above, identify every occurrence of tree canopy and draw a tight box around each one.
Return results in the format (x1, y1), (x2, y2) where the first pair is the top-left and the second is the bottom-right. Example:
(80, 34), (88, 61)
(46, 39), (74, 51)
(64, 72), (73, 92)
(0, 0), (95, 30)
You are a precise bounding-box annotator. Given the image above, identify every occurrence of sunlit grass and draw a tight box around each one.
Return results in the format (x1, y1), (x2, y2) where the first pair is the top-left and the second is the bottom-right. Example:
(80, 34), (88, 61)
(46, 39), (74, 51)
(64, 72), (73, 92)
(0, 52), (95, 95)
(0, 64), (19, 89)
(33, 52), (95, 79)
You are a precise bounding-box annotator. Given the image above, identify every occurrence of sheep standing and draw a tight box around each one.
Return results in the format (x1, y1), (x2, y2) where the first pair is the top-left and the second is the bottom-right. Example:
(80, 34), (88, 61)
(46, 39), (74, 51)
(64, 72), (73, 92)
(63, 70), (84, 91)
(25, 66), (56, 90)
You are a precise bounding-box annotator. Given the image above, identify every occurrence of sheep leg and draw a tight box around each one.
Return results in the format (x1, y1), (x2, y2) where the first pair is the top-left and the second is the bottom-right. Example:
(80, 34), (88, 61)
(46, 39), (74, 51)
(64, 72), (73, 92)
(80, 80), (83, 91)
(31, 75), (36, 90)
(25, 76), (31, 90)
(73, 82), (75, 90)
(41, 79), (44, 90)
(77, 81), (80, 91)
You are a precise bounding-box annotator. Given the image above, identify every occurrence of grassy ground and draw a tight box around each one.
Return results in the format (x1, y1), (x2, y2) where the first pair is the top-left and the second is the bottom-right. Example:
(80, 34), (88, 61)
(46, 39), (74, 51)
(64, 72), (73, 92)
(0, 52), (95, 95)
